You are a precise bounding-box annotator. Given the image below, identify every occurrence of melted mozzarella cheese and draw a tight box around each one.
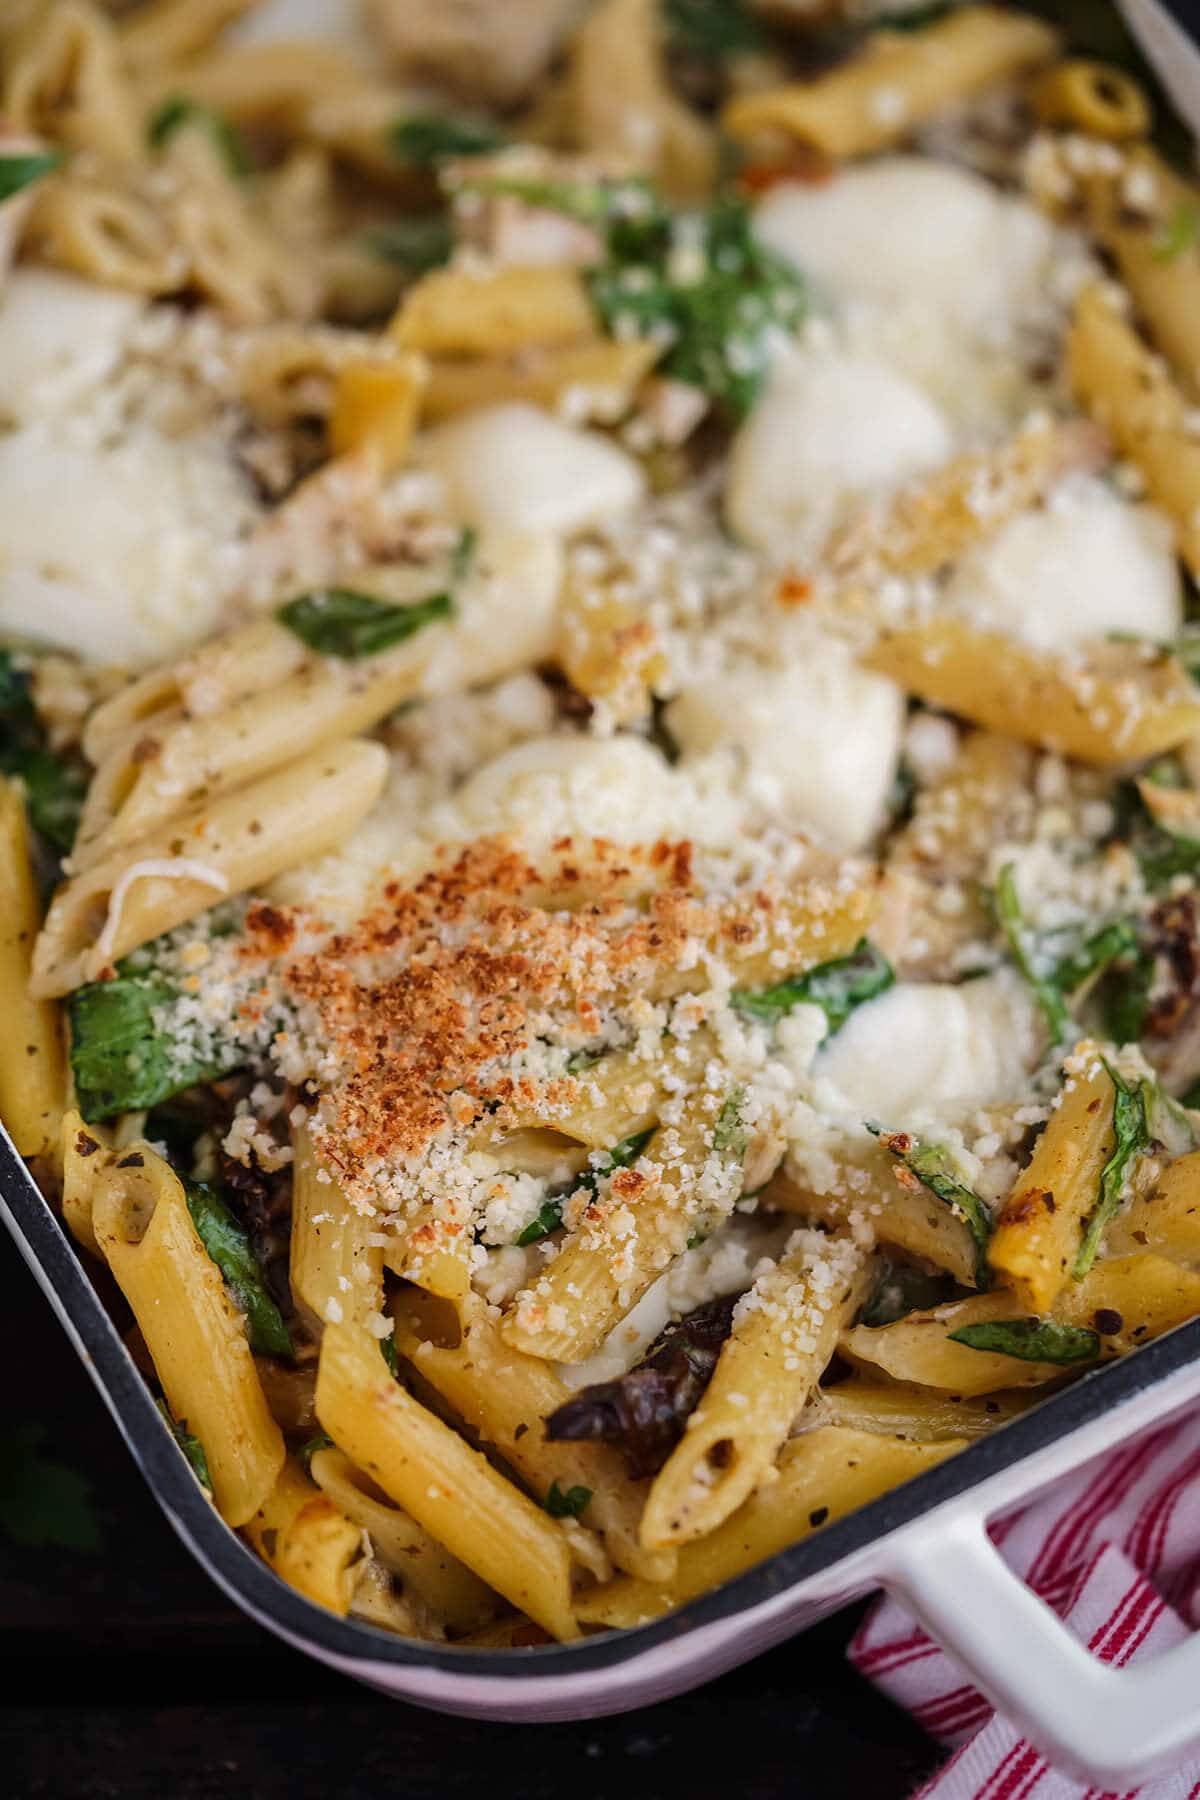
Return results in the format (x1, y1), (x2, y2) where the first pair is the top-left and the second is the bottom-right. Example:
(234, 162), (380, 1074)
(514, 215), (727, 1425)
(0, 422), (259, 666)
(451, 733), (677, 844)
(755, 156), (1055, 337)
(811, 972), (1041, 1123)
(726, 350), (952, 561)
(419, 402), (644, 536)
(666, 646), (904, 852)
(0, 269), (140, 419)
(943, 475), (1182, 651)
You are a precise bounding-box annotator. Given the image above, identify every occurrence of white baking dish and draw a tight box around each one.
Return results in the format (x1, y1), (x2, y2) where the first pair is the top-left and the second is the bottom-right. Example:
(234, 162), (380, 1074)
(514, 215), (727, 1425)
(7, 1110), (1200, 1788)
(8, 1), (1200, 1784)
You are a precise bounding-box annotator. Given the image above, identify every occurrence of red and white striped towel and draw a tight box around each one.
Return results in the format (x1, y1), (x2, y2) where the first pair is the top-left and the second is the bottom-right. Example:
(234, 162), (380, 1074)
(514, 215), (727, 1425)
(849, 1412), (1200, 1799)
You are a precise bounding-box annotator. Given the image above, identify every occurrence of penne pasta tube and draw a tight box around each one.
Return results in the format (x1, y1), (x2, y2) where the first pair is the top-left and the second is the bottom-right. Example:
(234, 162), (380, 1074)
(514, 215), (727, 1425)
(390, 264), (596, 357)
(1030, 60), (1151, 139)
(394, 1296), (673, 1583)
(1067, 282), (1200, 576)
(822, 418), (1104, 592)
(289, 1122), (383, 1335)
(81, 619), (309, 768)
(93, 1147), (284, 1525)
(383, 1202), (473, 1303)
(811, 1377), (1034, 1441)
(5, 1), (142, 161)
(574, 1428), (965, 1628)
(315, 1321), (582, 1640)
(565, 0), (717, 201)
(865, 620), (1200, 764)
(348, 1557), (425, 1636)
(138, 41), (367, 127)
(988, 1052), (1116, 1312)
(767, 1161), (981, 1289)
(422, 339), (660, 426)
(329, 354), (428, 473)
(309, 1446), (497, 1634)
(502, 1088), (759, 1363)
(842, 1253), (1200, 1396)
(639, 1232), (872, 1550)
(244, 1456), (365, 1616)
(0, 779), (65, 1157)
(1074, 150), (1200, 398)
(60, 1107), (113, 1256)
(32, 738), (388, 998)
(73, 630), (439, 868)
(1105, 1150), (1200, 1265)
(722, 7), (1059, 158)
(557, 565), (666, 725)
(116, 0), (259, 74)
(496, 1039), (700, 1150)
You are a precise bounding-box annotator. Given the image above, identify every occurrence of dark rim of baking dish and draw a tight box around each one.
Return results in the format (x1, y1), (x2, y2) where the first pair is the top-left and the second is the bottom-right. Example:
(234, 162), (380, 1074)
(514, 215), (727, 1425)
(5, 1123), (1199, 1676)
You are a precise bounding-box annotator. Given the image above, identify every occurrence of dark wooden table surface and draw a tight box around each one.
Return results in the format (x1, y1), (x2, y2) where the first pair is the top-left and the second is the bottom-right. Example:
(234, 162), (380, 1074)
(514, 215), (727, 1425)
(0, 1226), (941, 1800)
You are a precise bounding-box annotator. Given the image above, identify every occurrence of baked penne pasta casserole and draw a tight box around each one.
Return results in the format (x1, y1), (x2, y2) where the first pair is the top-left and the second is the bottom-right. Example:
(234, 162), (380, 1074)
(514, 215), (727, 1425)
(5, 0), (1200, 1646)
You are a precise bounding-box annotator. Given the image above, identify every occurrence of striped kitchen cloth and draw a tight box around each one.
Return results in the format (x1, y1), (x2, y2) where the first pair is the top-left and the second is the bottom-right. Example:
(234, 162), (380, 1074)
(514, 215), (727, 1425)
(849, 1411), (1200, 1798)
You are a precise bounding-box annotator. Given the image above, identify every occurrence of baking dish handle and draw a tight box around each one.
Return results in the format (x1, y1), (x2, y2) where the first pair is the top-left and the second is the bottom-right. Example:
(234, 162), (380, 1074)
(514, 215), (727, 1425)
(882, 1508), (1200, 1789)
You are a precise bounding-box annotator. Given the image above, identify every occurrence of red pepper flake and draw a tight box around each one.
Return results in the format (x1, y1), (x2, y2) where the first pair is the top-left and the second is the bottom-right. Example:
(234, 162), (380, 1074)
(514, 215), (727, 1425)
(776, 573), (813, 609)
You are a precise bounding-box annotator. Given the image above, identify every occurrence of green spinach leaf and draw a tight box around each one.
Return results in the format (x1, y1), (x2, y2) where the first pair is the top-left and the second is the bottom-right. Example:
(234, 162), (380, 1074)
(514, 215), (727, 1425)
(994, 862), (1069, 1041)
(713, 1086), (748, 1156)
(390, 115), (505, 167)
(545, 1479), (592, 1519)
(732, 938), (894, 1032)
(147, 94), (249, 176)
(0, 149), (62, 202)
(365, 216), (454, 274)
(297, 1430), (335, 1471)
(1073, 1061), (1152, 1279)
(183, 1178), (294, 1357)
(0, 649), (86, 854)
(663, 0), (767, 61)
(69, 970), (247, 1122)
(871, 1127), (993, 1288)
(156, 1399), (212, 1496)
(587, 192), (807, 419)
(858, 1261), (965, 1327)
(278, 587), (453, 659)
(948, 1317), (1100, 1364)
(1154, 199), (1199, 262)
(515, 1127), (656, 1245)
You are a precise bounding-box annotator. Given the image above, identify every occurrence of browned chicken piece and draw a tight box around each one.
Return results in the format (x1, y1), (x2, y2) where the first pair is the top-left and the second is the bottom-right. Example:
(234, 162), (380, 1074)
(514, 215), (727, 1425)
(364, 0), (582, 107)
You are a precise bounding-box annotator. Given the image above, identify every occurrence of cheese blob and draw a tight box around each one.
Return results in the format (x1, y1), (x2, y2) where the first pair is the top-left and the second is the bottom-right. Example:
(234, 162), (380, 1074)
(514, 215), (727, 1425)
(0, 269), (140, 419)
(0, 424), (259, 666)
(943, 475), (1182, 651)
(812, 972), (1041, 1123)
(419, 402), (644, 536)
(726, 348), (952, 560)
(665, 646), (904, 852)
(451, 733), (677, 845)
(754, 156), (1055, 337)
(423, 531), (563, 692)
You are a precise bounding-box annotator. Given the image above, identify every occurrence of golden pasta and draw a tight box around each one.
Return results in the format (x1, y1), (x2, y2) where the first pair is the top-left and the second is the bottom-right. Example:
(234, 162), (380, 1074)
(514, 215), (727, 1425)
(723, 7), (1059, 158)
(0, 779), (65, 1157)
